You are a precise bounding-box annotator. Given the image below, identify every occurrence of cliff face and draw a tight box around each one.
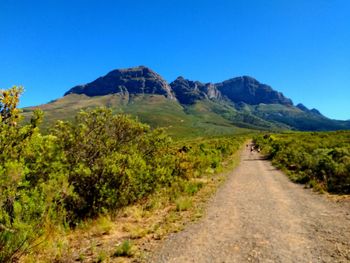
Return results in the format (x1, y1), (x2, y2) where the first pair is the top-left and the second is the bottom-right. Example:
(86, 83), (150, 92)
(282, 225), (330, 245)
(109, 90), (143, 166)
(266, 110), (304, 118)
(64, 67), (292, 106)
(64, 66), (175, 99)
(170, 77), (221, 104)
(216, 76), (293, 106)
(170, 75), (293, 105)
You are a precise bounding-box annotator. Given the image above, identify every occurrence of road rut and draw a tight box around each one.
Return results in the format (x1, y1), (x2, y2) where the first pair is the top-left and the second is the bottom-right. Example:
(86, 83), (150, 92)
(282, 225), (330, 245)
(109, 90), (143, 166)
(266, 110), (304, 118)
(152, 147), (350, 262)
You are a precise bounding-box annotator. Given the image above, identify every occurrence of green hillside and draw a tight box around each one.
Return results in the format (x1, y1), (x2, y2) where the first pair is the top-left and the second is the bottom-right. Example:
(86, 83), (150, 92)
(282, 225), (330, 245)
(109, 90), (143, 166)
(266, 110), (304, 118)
(23, 94), (251, 138)
(252, 104), (350, 131)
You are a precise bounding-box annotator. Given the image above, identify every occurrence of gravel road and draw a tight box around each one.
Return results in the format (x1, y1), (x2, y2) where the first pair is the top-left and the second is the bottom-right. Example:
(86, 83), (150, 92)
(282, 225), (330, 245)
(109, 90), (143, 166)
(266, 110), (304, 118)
(152, 147), (350, 263)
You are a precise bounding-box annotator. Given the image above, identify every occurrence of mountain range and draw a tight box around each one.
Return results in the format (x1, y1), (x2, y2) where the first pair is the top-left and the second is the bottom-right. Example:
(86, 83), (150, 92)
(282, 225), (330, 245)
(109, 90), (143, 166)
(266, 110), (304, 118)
(24, 66), (350, 137)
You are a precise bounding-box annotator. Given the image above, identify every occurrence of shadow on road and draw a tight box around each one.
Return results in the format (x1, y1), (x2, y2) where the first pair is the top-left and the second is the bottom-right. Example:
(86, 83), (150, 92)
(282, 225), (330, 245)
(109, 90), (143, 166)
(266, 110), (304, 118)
(243, 157), (269, 161)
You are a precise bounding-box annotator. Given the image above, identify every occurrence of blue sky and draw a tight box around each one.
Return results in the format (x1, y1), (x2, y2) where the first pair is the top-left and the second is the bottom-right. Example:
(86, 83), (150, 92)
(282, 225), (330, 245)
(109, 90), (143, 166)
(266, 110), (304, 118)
(1, 0), (349, 120)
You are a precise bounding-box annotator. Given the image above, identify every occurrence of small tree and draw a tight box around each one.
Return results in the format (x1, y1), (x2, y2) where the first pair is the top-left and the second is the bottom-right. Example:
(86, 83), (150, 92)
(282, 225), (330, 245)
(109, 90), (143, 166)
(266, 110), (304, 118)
(0, 86), (23, 125)
(0, 86), (58, 262)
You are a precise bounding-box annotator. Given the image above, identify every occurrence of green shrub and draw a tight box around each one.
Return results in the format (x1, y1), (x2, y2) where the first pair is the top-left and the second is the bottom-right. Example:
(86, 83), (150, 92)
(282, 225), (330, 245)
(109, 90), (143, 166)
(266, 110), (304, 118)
(113, 240), (133, 257)
(0, 86), (246, 260)
(0, 87), (68, 262)
(184, 181), (203, 195)
(51, 108), (178, 222)
(175, 197), (192, 211)
(254, 132), (350, 193)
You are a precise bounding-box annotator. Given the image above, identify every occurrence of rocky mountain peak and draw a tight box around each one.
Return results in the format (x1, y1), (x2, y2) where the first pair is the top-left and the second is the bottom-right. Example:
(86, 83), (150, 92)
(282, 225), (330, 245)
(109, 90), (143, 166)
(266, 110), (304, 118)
(240, 75), (260, 84)
(310, 108), (322, 116)
(170, 77), (221, 104)
(297, 103), (323, 116)
(64, 66), (175, 99)
(64, 66), (295, 107)
(216, 76), (293, 106)
(296, 103), (309, 111)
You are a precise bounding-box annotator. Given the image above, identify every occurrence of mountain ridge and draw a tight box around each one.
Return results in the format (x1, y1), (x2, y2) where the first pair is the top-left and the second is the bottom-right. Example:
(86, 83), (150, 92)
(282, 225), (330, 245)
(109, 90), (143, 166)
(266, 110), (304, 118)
(24, 66), (350, 134)
(64, 66), (293, 107)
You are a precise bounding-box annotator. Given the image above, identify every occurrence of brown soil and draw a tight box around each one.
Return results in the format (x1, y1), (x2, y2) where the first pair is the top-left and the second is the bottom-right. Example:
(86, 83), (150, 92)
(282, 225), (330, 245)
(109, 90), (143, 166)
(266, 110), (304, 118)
(151, 147), (350, 262)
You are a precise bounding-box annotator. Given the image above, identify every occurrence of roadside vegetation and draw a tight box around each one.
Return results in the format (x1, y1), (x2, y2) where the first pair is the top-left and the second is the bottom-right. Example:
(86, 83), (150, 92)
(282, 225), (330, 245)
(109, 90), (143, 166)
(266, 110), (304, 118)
(0, 86), (246, 262)
(254, 132), (350, 193)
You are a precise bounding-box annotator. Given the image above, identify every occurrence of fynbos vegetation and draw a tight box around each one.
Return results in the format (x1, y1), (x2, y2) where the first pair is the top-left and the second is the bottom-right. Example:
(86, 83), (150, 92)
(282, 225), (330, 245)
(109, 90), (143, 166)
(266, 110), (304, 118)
(254, 132), (350, 193)
(0, 86), (245, 261)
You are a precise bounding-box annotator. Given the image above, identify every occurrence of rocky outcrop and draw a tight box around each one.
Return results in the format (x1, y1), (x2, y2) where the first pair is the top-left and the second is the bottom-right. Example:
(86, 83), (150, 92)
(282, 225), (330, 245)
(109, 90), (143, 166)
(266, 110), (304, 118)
(296, 103), (309, 111)
(216, 76), (293, 106)
(310, 108), (322, 116)
(64, 66), (175, 99)
(297, 103), (323, 116)
(64, 67), (293, 106)
(170, 77), (221, 104)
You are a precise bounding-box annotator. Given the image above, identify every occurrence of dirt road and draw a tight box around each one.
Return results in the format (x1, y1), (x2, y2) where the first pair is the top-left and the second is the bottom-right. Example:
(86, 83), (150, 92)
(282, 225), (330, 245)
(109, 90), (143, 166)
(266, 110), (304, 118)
(152, 147), (350, 262)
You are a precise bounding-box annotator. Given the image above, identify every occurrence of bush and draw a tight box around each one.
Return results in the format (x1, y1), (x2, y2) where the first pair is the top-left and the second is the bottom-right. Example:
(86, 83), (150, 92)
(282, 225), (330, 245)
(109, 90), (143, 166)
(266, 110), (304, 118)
(254, 132), (350, 193)
(0, 87), (68, 262)
(0, 86), (246, 260)
(51, 108), (177, 222)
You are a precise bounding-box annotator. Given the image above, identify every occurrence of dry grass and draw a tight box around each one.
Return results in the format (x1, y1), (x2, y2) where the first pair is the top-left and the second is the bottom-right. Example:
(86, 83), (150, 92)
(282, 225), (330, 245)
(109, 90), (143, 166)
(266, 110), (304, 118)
(19, 148), (242, 263)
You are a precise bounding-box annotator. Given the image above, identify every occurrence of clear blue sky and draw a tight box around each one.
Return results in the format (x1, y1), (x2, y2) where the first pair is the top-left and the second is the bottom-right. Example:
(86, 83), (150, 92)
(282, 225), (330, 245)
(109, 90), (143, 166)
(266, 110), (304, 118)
(1, 0), (349, 120)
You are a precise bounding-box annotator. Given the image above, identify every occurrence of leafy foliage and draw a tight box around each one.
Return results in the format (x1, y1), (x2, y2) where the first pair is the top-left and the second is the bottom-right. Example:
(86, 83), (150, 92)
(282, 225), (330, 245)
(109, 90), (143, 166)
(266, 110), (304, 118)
(51, 108), (177, 222)
(254, 132), (350, 193)
(0, 87), (67, 262)
(0, 86), (245, 261)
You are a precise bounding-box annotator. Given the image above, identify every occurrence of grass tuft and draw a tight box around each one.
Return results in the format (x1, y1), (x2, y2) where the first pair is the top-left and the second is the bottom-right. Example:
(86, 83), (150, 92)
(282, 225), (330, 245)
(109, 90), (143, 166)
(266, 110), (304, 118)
(92, 216), (113, 236)
(175, 197), (192, 211)
(113, 240), (133, 257)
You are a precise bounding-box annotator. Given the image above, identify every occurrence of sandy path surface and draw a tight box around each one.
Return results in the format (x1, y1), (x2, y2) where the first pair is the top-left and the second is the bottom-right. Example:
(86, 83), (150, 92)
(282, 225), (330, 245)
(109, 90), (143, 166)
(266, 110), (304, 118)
(152, 147), (350, 263)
